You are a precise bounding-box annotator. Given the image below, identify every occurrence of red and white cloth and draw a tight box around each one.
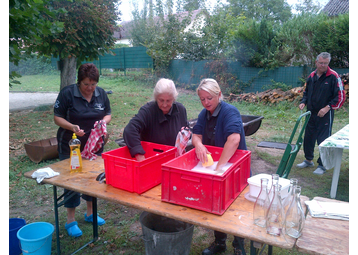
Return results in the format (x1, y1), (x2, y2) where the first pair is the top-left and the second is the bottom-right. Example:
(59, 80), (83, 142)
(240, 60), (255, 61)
(175, 127), (191, 157)
(81, 120), (107, 161)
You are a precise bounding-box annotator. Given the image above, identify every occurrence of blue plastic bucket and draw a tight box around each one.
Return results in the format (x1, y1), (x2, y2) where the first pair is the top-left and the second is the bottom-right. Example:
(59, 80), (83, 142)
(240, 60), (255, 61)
(17, 222), (54, 255)
(9, 218), (26, 255)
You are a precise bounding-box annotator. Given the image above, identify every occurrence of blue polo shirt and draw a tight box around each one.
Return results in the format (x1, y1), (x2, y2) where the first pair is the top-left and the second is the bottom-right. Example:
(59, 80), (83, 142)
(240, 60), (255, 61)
(54, 84), (111, 155)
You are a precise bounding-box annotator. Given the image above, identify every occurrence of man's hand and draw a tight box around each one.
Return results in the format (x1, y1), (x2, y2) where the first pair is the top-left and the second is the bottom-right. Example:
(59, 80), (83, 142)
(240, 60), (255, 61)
(317, 105), (330, 117)
(299, 103), (305, 110)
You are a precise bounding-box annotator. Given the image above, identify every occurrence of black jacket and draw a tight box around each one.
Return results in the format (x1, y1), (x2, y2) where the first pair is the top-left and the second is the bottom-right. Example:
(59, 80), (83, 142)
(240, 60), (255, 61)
(123, 101), (188, 157)
(301, 66), (345, 113)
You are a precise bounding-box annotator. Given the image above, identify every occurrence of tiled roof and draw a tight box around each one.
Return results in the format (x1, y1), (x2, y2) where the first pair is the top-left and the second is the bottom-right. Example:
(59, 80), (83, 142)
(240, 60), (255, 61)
(321, 0), (349, 16)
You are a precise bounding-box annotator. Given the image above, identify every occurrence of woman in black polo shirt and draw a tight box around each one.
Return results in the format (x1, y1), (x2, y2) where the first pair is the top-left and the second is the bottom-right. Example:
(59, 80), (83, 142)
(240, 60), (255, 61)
(54, 63), (111, 237)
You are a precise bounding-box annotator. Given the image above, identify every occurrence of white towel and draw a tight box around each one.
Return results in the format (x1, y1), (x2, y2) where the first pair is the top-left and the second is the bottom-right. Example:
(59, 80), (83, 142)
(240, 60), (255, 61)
(305, 200), (349, 220)
(31, 167), (60, 183)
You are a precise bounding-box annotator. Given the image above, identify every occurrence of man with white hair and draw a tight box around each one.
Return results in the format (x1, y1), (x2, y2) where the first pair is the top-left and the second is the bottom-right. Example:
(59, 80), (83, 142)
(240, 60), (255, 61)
(296, 52), (345, 175)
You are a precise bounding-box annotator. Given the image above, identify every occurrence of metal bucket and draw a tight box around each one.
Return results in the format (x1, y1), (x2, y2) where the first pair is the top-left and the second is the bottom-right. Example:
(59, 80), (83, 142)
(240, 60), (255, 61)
(24, 137), (58, 163)
(139, 211), (194, 255)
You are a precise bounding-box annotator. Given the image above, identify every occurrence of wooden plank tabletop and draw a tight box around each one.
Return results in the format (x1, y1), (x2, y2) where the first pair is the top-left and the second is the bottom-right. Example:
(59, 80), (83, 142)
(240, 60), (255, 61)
(295, 197), (349, 255)
(24, 157), (298, 250)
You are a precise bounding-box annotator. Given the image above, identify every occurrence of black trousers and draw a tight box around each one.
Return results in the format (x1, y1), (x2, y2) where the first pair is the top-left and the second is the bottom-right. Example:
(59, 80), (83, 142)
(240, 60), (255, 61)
(303, 110), (334, 166)
(214, 230), (244, 248)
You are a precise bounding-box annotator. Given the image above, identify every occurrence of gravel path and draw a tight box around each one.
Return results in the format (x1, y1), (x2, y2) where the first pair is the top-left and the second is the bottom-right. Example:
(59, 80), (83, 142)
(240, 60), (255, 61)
(9, 92), (58, 112)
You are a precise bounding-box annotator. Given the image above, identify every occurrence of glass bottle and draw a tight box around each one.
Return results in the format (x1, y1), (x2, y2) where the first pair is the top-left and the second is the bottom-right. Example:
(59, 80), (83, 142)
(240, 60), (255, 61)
(266, 184), (284, 236)
(268, 174), (279, 202)
(284, 186), (305, 238)
(253, 178), (270, 227)
(282, 178), (298, 215)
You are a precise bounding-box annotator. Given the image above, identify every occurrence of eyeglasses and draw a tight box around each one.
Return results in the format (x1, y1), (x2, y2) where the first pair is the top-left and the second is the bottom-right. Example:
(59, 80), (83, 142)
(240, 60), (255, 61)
(317, 62), (329, 66)
(81, 81), (97, 87)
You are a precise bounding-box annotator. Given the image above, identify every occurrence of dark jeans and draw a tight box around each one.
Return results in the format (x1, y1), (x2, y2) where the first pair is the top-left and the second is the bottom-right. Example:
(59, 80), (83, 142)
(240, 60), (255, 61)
(59, 153), (92, 208)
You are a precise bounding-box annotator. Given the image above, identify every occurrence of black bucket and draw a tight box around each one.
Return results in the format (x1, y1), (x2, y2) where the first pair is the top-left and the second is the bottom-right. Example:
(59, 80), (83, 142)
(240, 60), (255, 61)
(139, 212), (194, 255)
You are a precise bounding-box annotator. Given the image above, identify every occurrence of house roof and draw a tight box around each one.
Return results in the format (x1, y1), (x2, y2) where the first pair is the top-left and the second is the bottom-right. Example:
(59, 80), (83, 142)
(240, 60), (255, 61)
(115, 9), (208, 40)
(321, 0), (349, 16)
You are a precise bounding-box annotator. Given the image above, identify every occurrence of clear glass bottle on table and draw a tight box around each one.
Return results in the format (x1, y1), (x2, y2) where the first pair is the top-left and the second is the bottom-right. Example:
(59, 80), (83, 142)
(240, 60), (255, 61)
(282, 178), (298, 214)
(284, 186), (305, 238)
(266, 184), (284, 236)
(253, 178), (270, 227)
(268, 174), (279, 201)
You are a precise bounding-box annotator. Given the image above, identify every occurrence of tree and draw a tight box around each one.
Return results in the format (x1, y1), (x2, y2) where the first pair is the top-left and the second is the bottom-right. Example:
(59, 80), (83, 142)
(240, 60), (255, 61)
(200, 6), (246, 60)
(273, 13), (349, 68)
(227, 0), (292, 23)
(311, 13), (349, 68)
(129, 1), (192, 72)
(31, 0), (120, 90)
(229, 19), (279, 67)
(293, 0), (322, 14)
(9, 0), (64, 86)
(145, 14), (191, 72)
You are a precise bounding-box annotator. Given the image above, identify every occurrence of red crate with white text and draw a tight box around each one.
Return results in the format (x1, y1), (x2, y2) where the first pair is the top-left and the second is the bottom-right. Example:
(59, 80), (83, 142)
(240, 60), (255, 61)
(161, 145), (251, 215)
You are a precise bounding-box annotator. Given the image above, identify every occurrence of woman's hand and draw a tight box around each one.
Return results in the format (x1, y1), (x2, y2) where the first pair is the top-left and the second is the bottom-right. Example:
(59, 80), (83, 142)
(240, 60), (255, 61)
(54, 116), (85, 136)
(215, 133), (241, 171)
(194, 142), (209, 164)
(192, 134), (209, 163)
(72, 125), (85, 137)
(135, 154), (145, 161)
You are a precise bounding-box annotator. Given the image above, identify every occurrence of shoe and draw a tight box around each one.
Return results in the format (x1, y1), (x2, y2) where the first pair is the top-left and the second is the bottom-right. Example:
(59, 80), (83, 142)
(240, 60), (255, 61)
(65, 221), (82, 237)
(234, 246), (243, 255)
(202, 242), (227, 255)
(296, 160), (314, 168)
(313, 166), (326, 175)
(84, 213), (106, 226)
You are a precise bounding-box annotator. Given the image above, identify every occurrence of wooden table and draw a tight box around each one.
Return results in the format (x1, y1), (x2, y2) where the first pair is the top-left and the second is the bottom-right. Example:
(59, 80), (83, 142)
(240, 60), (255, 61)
(295, 197), (349, 255)
(24, 157), (300, 254)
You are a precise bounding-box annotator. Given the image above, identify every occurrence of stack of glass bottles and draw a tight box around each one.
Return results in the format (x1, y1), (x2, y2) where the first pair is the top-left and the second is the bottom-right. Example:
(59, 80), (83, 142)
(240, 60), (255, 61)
(252, 174), (305, 238)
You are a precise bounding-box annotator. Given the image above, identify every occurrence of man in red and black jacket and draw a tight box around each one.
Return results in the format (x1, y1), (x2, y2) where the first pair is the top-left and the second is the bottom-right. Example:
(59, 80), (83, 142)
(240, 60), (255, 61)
(296, 52), (346, 175)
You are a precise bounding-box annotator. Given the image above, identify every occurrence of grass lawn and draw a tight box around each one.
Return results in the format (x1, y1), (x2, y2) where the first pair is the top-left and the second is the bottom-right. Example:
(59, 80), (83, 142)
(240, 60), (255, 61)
(9, 72), (349, 254)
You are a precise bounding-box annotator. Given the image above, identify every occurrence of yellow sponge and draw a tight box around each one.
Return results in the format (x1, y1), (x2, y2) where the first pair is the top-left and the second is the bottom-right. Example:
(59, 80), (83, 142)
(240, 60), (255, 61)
(202, 154), (214, 167)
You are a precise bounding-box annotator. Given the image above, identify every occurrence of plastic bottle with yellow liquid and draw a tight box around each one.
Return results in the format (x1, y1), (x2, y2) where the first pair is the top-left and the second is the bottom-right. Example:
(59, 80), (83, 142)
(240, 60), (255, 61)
(69, 133), (82, 172)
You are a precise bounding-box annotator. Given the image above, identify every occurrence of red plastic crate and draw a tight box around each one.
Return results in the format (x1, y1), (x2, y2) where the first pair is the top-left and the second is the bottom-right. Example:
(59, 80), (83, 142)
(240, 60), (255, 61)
(161, 145), (251, 215)
(102, 141), (177, 194)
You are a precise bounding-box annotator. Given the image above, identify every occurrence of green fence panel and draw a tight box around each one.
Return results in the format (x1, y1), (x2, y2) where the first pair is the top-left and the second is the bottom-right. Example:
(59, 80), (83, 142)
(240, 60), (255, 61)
(168, 60), (210, 88)
(123, 47), (153, 69)
(51, 46), (153, 71)
(50, 54), (347, 93)
(169, 60), (349, 93)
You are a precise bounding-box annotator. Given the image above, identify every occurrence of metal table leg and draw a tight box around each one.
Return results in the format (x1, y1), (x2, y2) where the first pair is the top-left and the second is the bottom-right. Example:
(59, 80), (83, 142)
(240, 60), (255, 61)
(53, 186), (61, 255)
(52, 186), (99, 255)
(250, 241), (273, 255)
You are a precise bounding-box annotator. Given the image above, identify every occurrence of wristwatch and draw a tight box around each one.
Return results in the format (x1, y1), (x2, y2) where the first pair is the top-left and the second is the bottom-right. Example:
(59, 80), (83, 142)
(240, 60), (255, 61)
(326, 105), (331, 109)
